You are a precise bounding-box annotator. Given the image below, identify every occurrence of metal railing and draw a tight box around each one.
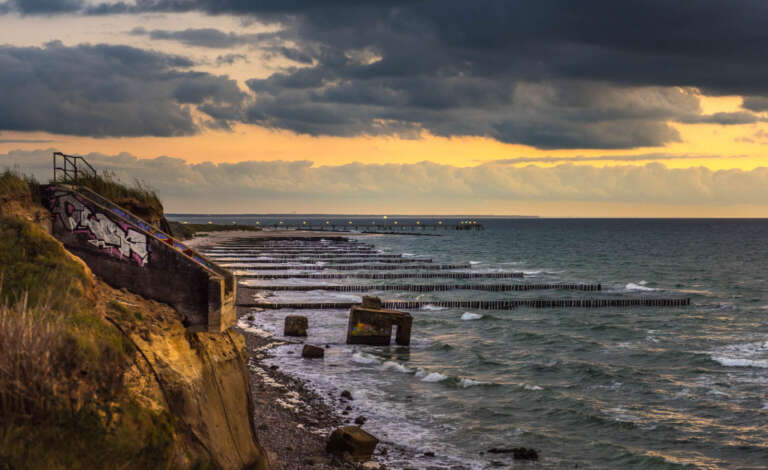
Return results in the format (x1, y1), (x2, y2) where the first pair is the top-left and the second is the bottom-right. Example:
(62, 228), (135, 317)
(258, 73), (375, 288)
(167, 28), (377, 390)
(52, 151), (96, 184)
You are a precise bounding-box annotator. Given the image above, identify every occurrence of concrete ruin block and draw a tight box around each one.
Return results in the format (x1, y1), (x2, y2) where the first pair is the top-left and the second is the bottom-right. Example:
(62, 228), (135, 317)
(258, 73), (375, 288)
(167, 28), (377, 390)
(361, 295), (382, 309)
(284, 315), (308, 337)
(302, 344), (324, 359)
(326, 426), (379, 462)
(346, 297), (412, 346)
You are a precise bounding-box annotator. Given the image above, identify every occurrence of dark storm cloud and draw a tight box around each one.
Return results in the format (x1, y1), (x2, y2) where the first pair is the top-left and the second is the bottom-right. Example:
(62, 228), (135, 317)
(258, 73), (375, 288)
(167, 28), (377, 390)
(0, 42), (246, 136)
(677, 112), (763, 125)
(5, 0), (768, 148)
(215, 53), (247, 66)
(0, 0), (82, 14)
(492, 154), (750, 165)
(128, 27), (275, 49)
(742, 96), (768, 112)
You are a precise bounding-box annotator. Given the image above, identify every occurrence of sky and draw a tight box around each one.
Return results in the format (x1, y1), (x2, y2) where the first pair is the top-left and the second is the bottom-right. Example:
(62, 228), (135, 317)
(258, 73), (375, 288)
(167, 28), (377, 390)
(1, 1), (768, 216)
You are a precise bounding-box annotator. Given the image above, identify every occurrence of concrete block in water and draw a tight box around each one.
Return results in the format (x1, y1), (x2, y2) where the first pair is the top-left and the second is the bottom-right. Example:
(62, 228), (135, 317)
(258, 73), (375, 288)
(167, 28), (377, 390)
(346, 297), (412, 346)
(284, 315), (308, 336)
(326, 426), (378, 461)
(362, 295), (382, 309)
(302, 344), (324, 358)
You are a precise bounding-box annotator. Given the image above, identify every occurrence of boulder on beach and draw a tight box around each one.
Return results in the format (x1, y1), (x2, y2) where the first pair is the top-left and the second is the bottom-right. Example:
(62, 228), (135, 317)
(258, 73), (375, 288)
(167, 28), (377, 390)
(302, 344), (325, 359)
(326, 426), (379, 462)
(284, 315), (308, 336)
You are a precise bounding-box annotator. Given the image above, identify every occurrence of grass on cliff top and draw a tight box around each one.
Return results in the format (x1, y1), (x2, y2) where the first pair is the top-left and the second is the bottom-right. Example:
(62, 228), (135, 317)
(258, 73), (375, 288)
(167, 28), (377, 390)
(75, 172), (166, 224)
(0, 169), (41, 202)
(0, 179), (178, 469)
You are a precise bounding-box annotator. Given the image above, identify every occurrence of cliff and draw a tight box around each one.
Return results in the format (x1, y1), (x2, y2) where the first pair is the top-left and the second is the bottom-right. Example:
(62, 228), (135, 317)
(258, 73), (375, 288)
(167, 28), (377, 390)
(0, 172), (270, 470)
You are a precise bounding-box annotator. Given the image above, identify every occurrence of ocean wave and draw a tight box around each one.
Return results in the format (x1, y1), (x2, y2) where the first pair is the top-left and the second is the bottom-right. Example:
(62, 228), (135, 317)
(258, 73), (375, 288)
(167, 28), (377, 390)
(711, 357), (768, 368)
(381, 361), (412, 373)
(414, 368), (449, 382)
(461, 311), (483, 321)
(352, 352), (381, 365)
(625, 281), (658, 291)
(469, 261), (483, 265)
(421, 304), (447, 311)
(459, 378), (487, 388)
(710, 340), (768, 368)
(421, 372), (449, 382)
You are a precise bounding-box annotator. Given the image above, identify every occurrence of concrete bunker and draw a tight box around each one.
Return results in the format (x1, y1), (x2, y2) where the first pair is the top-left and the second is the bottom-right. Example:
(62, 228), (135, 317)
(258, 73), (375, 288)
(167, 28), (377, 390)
(42, 184), (235, 332)
(346, 296), (412, 346)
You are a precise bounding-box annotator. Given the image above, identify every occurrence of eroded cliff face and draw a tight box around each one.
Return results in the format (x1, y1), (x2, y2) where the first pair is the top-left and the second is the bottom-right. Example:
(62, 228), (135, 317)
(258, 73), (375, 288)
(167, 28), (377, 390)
(106, 288), (270, 470)
(0, 173), (270, 470)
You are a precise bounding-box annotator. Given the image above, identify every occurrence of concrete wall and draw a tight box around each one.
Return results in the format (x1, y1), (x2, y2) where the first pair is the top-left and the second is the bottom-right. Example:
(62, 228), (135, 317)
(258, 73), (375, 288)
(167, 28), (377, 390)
(42, 185), (234, 332)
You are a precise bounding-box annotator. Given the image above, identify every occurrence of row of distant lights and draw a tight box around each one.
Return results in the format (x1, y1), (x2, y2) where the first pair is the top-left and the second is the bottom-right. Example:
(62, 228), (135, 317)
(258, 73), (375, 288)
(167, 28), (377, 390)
(187, 220), (479, 225)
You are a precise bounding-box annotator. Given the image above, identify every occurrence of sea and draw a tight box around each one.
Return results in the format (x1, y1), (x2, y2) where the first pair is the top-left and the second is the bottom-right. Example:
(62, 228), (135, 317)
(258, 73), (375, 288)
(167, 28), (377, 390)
(168, 215), (768, 469)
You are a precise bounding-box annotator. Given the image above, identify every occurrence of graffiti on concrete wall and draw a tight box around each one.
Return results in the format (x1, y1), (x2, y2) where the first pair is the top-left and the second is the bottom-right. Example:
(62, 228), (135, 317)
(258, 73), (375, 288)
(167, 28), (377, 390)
(49, 190), (150, 266)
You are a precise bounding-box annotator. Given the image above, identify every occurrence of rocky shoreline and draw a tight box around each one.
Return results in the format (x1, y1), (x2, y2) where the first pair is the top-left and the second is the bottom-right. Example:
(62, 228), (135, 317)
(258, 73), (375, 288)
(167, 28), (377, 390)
(238, 307), (393, 470)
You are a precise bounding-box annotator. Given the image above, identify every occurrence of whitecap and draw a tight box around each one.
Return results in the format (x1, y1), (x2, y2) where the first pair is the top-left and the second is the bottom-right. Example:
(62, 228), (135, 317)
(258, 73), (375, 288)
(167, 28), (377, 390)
(459, 378), (487, 387)
(461, 311), (483, 321)
(523, 384), (543, 391)
(710, 340), (768, 369)
(625, 282), (658, 291)
(522, 270), (543, 275)
(381, 361), (411, 373)
(352, 352), (380, 365)
(469, 261), (483, 265)
(421, 304), (447, 311)
(712, 357), (768, 368)
(421, 372), (449, 382)
(402, 253), (416, 257)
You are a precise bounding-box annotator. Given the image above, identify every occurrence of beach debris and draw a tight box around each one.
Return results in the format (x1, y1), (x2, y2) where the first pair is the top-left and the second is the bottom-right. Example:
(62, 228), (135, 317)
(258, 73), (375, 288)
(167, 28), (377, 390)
(340, 390), (353, 400)
(361, 462), (382, 470)
(487, 447), (539, 461)
(346, 296), (413, 346)
(284, 315), (308, 336)
(326, 426), (379, 462)
(302, 344), (325, 359)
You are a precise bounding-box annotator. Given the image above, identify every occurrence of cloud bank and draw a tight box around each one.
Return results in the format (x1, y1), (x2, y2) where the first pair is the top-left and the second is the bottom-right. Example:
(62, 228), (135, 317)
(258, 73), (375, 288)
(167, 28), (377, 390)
(4, 149), (768, 213)
(0, 42), (246, 136)
(2, 1), (768, 148)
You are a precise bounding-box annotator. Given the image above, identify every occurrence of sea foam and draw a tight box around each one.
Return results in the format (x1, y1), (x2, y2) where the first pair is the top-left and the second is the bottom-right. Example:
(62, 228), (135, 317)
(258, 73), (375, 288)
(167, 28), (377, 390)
(352, 352), (380, 365)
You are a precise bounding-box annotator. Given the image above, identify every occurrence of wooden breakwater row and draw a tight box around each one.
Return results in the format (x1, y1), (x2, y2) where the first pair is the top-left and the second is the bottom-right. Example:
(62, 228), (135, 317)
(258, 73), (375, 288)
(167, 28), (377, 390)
(241, 283), (602, 292)
(236, 272), (525, 279)
(202, 246), (378, 254)
(224, 263), (470, 271)
(204, 252), (397, 258)
(212, 257), (433, 264)
(238, 298), (691, 310)
(218, 240), (366, 247)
